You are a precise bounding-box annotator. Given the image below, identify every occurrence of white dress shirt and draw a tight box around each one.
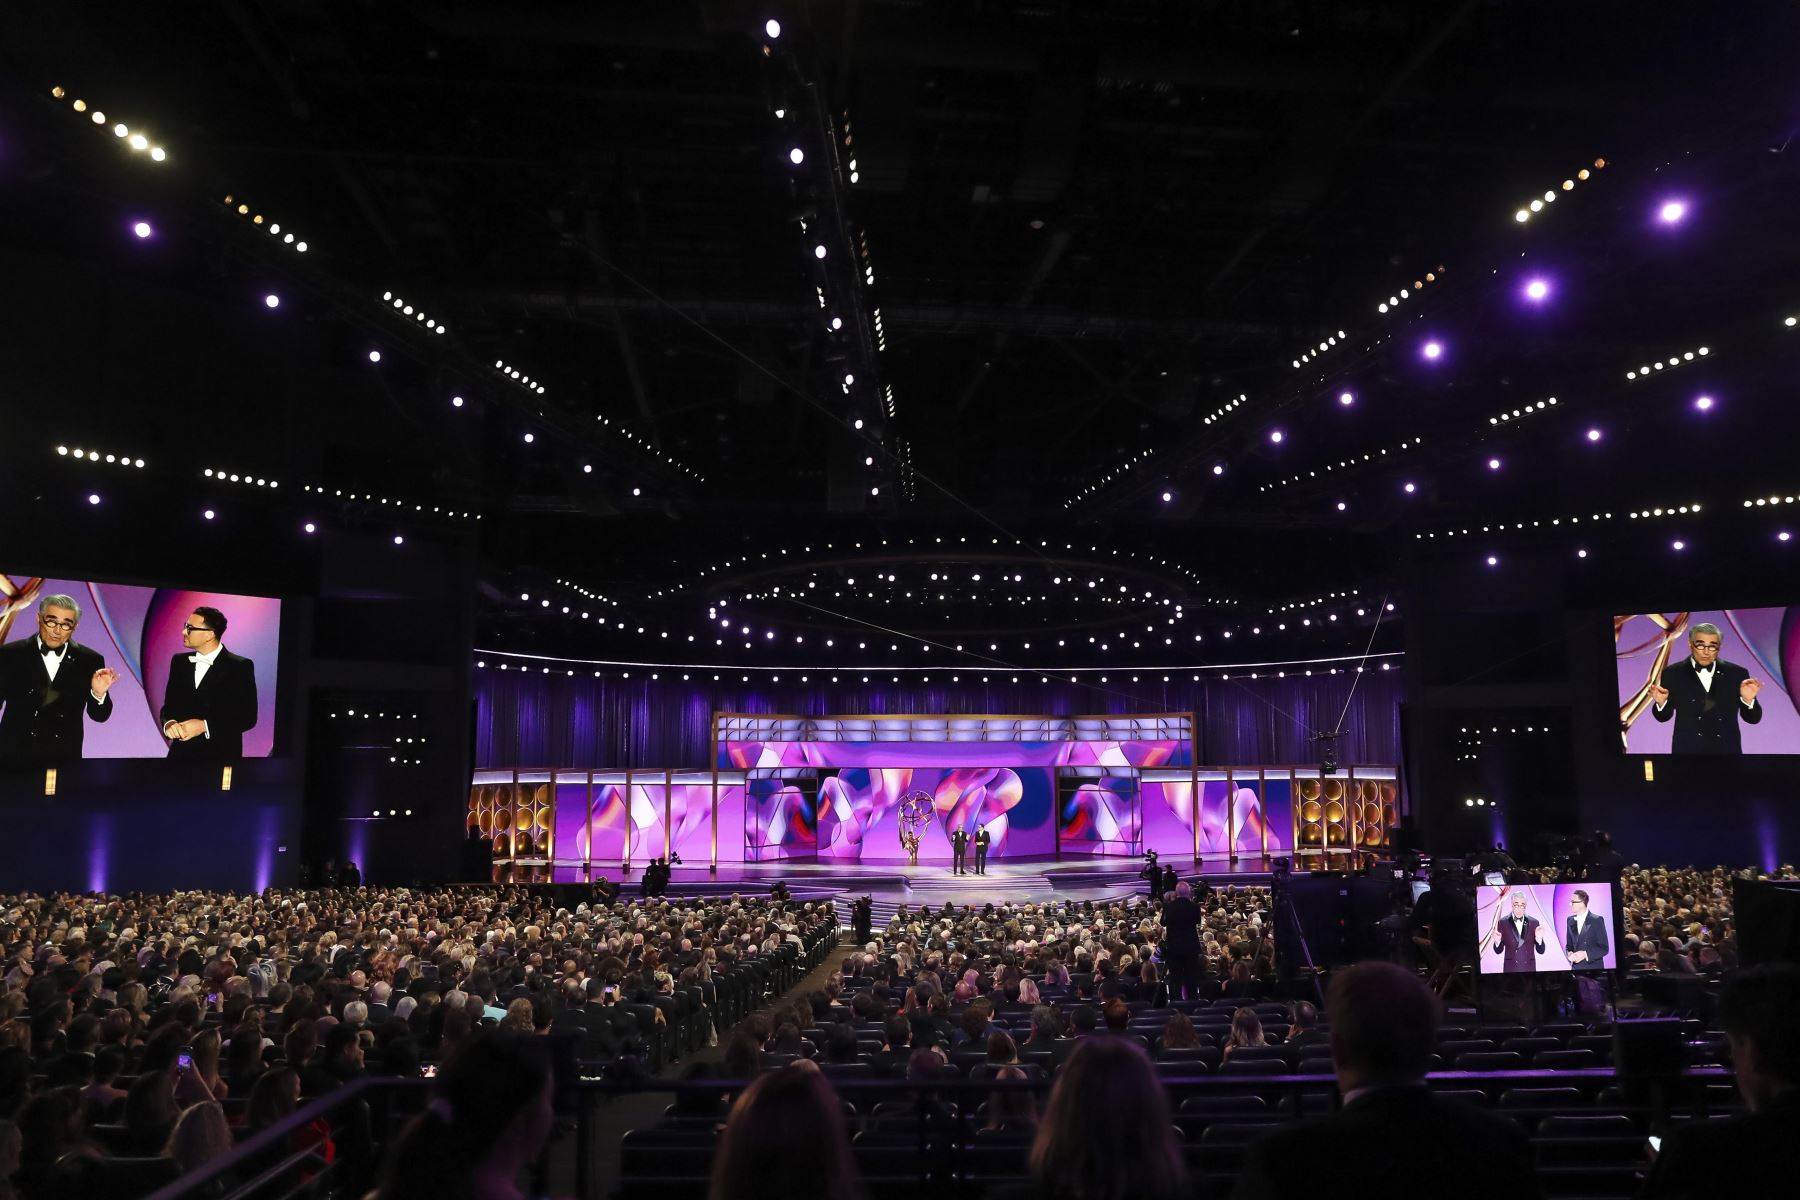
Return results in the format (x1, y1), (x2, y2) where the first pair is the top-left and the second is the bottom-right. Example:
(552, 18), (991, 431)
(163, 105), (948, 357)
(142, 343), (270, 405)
(166, 645), (224, 739)
(36, 636), (107, 703)
(1654, 657), (1754, 710)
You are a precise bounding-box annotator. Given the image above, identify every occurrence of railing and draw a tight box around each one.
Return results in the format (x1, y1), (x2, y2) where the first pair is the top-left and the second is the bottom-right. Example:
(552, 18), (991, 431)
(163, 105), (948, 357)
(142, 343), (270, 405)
(138, 1065), (1738, 1200)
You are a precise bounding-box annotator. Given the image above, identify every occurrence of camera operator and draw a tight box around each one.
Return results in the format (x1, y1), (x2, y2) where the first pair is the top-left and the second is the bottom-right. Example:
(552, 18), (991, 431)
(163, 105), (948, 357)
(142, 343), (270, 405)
(1140, 850), (1162, 901)
(852, 896), (872, 945)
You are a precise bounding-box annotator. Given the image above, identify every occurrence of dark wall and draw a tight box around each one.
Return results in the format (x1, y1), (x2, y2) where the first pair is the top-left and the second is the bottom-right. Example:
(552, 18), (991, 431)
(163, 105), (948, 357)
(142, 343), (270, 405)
(471, 665), (1406, 768)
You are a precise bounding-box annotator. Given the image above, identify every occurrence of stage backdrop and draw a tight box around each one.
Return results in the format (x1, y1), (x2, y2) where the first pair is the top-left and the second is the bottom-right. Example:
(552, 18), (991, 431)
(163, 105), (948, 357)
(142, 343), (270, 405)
(2, 573), (282, 757)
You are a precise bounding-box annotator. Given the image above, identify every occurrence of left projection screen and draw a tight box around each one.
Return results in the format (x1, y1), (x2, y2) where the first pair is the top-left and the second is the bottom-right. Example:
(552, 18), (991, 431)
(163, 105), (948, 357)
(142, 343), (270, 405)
(1, 573), (281, 759)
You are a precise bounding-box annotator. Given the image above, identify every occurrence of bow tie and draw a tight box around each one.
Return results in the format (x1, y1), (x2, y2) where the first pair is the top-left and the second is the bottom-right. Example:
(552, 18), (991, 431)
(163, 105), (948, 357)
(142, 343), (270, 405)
(1695, 663), (1714, 673)
(40, 643), (64, 658)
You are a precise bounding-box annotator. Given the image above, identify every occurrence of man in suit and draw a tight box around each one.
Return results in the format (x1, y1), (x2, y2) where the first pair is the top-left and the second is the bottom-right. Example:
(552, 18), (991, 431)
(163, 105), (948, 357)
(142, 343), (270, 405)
(1563, 888), (1609, 970)
(973, 824), (991, 875)
(1487, 892), (1545, 973)
(1642, 963), (1800, 1198)
(1649, 621), (1763, 753)
(159, 606), (258, 759)
(1159, 881), (1202, 1002)
(1235, 962), (1538, 1199)
(949, 827), (969, 875)
(0, 594), (119, 763)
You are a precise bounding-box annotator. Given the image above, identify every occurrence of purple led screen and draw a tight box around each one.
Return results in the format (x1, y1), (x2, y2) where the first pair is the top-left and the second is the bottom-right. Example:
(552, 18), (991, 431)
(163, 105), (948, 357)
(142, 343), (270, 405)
(1, 574), (281, 756)
(1136, 779), (1280, 855)
(1617, 609), (1800, 754)
(817, 767), (1055, 861)
(1476, 883), (1618, 974)
(747, 777), (817, 859)
(1059, 778), (1141, 856)
(721, 738), (1185, 771)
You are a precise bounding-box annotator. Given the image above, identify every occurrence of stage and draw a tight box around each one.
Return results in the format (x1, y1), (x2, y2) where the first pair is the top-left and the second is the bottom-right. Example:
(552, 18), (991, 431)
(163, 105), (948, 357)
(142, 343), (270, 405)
(485, 855), (1287, 925)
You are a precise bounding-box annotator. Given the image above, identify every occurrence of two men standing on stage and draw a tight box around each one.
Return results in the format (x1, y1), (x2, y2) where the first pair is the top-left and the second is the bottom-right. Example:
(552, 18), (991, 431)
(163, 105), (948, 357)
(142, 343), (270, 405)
(949, 824), (991, 875)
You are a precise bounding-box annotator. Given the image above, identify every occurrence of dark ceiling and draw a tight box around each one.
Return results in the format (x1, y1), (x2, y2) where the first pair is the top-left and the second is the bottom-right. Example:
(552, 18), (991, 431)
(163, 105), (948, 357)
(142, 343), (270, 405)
(5, 1), (1798, 676)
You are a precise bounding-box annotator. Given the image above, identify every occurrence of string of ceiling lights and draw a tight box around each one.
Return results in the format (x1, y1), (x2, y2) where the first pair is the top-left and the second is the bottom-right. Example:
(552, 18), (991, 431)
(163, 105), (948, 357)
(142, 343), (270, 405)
(1064, 448), (1157, 508)
(42, 81), (701, 534)
(1511, 160), (1607, 225)
(56, 445), (146, 469)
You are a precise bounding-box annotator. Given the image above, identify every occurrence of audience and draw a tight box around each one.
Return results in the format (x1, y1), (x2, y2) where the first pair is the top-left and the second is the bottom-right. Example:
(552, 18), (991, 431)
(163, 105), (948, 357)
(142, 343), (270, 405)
(1009, 1038), (1185, 1200)
(1642, 962), (1800, 1197)
(1233, 962), (1537, 1198)
(163, 1099), (233, 1178)
(1221, 1006), (1265, 1061)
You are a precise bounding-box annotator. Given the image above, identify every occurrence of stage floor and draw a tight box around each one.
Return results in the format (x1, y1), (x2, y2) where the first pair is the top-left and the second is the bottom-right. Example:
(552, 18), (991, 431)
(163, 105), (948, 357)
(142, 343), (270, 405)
(490, 856), (1285, 921)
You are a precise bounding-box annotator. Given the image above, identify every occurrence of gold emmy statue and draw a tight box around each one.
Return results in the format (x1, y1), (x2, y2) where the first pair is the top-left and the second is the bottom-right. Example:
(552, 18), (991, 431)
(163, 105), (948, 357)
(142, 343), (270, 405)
(897, 790), (934, 866)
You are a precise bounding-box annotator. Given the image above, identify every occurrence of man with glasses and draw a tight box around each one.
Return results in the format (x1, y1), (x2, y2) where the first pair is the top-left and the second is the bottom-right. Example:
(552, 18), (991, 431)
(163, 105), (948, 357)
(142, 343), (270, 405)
(1648, 621), (1763, 753)
(158, 606), (259, 760)
(0, 593), (119, 762)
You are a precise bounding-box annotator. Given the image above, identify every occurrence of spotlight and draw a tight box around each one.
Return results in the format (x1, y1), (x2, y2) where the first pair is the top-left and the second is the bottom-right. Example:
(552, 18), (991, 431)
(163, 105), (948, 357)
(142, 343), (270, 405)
(1160, 491), (1172, 503)
(1403, 481), (1417, 494)
(765, 18), (781, 38)
(1658, 199), (1688, 224)
(1694, 395), (1714, 412)
(1269, 429), (1284, 444)
(87, 494), (100, 506)
(1485, 555), (1498, 567)
(368, 350), (382, 363)
(1421, 340), (1443, 360)
(131, 221), (152, 239)
(203, 509), (215, 520)
(788, 147), (805, 164)
(1672, 539), (1685, 551)
(150, 147), (166, 162)
(451, 396), (464, 407)
(303, 523), (316, 534)
(263, 294), (280, 309)
(632, 487), (641, 496)
(1524, 278), (1550, 302)
(523, 432), (535, 443)
(393, 535), (405, 545)
(1586, 428), (1602, 442)
(1487, 457), (1502, 471)
(1780, 532), (1792, 543)
(1212, 463), (1224, 475)
(1338, 391), (1354, 406)
(813, 245), (827, 259)
(1576, 548), (1588, 558)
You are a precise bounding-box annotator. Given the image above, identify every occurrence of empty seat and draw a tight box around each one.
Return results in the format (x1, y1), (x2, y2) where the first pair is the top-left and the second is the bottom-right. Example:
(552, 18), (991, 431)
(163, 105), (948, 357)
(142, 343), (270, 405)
(1219, 1058), (1287, 1076)
(1180, 1094), (1269, 1115)
(1435, 1038), (1498, 1059)
(1455, 1051), (1526, 1071)
(1499, 1087), (1584, 1109)
(1533, 1049), (1597, 1069)
(1476, 1025), (1530, 1043)
(1503, 1036), (1563, 1057)
(1538, 1114), (1638, 1138)
(1296, 1057), (1335, 1075)
(1434, 1089), (1491, 1106)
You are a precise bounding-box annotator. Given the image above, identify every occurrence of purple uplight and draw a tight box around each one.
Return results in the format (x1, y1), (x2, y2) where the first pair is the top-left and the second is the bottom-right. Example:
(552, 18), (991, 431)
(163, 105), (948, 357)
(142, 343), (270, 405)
(1694, 394), (1714, 412)
(1523, 278), (1551, 303)
(1658, 199), (1688, 224)
(1421, 340), (1443, 361)
(1586, 427), (1603, 442)
(131, 220), (152, 239)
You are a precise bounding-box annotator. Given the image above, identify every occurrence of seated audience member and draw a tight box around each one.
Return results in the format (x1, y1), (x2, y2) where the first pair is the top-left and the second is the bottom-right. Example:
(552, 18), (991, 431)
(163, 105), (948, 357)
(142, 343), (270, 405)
(81, 1044), (129, 1120)
(0, 1118), (19, 1200)
(163, 1100), (233, 1178)
(124, 1067), (181, 1155)
(1219, 958), (1258, 1000)
(1003, 1038), (1184, 1200)
(1158, 1013), (1200, 1054)
(1233, 962), (1536, 1199)
(12, 1089), (91, 1200)
(1137, 960), (1169, 1008)
(371, 1034), (555, 1200)
(983, 1064), (1039, 1134)
(1100, 997), (1131, 1034)
(1642, 963), (1800, 1198)
(1221, 1007), (1265, 1061)
(1283, 1001), (1325, 1051)
(872, 1016), (913, 1078)
(175, 1027), (230, 1106)
(708, 1065), (863, 1200)
(224, 1027), (268, 1097)
(721, 1032), (762, 1080)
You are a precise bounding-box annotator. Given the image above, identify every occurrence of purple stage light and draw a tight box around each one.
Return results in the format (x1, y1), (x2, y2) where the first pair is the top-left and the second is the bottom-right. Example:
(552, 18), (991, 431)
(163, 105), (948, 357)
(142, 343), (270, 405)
(1487, 457), (1502, 471)
(263, 294), (280, 309)
(1658, 199), (1687, 224)
(788, 147), (804, 164)
(1672, 539), (1686, 551)
(1335, 500), (1347, 511)
(131, 221), (152, 239)
(1212, 463), (1225, 475)
(1523, 278), (1551, 302)
(87, 494), (100, 505)
(1403, 481), (1417, 494)
(1268, 429), (1284, 444)
(1586, 427), (1602, 442)
(368, 350), (382, 363)
(1160, 491), (1172, 503)
(1780, 531), (1793, 543)
(1694, 394), (1714, 411)
(1421, 340), (1443, 361)
(1485, 555), (1498, 567)
(203, 509), (215, 520)
(1576, 548), (1589, 558)
(1338, 391), (1355, 406)
(303, 522), (316, 534)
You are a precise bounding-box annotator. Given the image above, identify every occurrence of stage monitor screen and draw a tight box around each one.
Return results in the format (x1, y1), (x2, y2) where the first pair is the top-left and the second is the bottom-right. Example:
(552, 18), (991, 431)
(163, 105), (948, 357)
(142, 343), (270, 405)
(1476, 882), (1617, 975)
(1, 574), (282, 760)
(1616, 609), (1800, 754)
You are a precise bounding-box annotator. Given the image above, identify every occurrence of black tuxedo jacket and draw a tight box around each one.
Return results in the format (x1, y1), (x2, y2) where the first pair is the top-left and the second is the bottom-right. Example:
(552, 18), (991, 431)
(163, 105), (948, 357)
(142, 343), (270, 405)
(1650, 657), (1762, 754)
(1492, 915), (1544, 973)
(159, 647), (258, 760)
(974, 831), (991, 854)
(1234, 1086), (1538, 1200)
(1564, 913), (1609, 970)
(0, 637), (113, 763)
(950, 831), (970, 856)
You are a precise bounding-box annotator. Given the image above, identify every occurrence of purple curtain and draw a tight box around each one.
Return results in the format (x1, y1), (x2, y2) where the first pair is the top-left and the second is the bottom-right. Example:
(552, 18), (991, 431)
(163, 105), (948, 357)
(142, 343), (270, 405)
(474, 666), (1403, 768)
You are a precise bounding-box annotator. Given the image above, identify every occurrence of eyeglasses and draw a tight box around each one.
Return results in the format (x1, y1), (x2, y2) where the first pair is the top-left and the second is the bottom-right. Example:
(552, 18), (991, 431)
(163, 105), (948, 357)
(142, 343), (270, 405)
(39, 617), (77, 631)
(182, 624), (216, 636)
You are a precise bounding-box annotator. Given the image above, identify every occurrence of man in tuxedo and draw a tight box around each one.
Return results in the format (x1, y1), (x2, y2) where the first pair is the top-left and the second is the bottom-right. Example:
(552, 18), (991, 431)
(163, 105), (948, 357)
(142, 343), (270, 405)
(1564, 889), (1609, 970)
(1642, 964), (1800, 1198)
(973, 824), (991, 875)
(1649, 622), (1763, 753)
(1488, 892), (1545, 973)
(0, 594), (119, 763)
(949, 827), (969, 875)
(1235, 962), (1537, 1199)
(159, 606), (258, 760)
(1158, 881), (1202, 1002)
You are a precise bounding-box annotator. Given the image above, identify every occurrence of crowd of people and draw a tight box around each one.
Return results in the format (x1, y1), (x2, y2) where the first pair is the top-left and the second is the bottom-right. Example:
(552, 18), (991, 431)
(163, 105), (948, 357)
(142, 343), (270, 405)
(0, 885), (835, 1199)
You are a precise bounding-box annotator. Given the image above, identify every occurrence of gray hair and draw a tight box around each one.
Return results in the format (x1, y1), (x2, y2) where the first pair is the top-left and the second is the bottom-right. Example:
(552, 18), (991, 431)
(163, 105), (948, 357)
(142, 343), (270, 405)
(37, 594), (81, 621)
(1689, 622), (1722, 642)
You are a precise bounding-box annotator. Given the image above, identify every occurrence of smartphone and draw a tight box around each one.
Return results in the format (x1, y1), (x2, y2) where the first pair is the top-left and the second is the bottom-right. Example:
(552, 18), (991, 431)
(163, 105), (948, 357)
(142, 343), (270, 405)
(207, 993), (221, 1007)
(420, 1064), (439, 1079)
(177, 1052), (193, 1071)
